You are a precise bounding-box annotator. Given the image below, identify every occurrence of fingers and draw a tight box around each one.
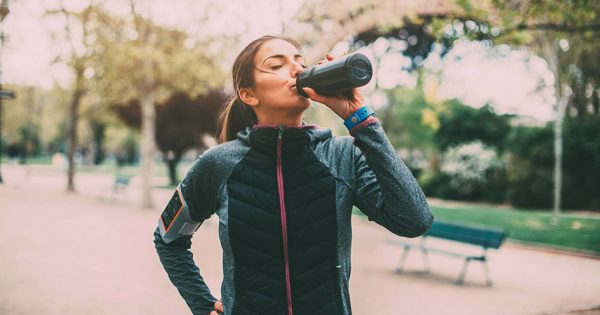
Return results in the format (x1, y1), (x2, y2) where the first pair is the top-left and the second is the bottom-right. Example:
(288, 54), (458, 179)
(302, 87), (328, 104)
(208, 300), (224, 314)
(318, 54), (335, 65)
(214, 301), (224, 313)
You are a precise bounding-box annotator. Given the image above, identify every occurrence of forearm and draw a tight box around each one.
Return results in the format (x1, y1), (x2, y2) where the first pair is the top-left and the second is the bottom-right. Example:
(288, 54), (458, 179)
(154, 228), (217, 314)
(351, 117), (434, 237)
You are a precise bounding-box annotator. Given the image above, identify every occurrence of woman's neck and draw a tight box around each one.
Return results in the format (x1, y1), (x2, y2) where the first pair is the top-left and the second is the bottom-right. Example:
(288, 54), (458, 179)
(255, 110), (303, 126)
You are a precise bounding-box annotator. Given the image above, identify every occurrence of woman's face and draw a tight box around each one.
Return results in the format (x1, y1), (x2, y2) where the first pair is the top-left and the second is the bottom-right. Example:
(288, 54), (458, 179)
(249, 39), (311, 113)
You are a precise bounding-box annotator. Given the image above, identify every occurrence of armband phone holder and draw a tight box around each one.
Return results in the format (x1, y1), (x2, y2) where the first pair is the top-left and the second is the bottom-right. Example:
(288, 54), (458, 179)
(158, 185), (201, 243)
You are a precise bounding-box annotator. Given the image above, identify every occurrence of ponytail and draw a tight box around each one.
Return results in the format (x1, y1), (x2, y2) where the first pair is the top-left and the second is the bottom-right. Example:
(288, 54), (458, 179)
(217, 95), (258, 144)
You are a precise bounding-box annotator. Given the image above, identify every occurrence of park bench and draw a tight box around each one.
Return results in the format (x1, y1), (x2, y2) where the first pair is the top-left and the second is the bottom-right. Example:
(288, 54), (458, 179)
(111, 175), (131, 200)
(388, 220), (507, 286)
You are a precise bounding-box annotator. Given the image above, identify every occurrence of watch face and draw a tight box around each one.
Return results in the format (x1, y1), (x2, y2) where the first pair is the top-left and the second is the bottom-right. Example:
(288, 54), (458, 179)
(351, 117), (358, 123)
(161, 190), (184, 231)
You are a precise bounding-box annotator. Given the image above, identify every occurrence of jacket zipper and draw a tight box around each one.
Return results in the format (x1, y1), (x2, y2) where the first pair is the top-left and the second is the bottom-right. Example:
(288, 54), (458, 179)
(277, 126), (293, 315)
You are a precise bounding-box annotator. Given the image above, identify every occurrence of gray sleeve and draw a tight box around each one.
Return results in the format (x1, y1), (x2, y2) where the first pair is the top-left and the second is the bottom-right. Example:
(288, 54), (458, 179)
(350, 117), (434, 238)
(153, 154), (218, 315)
(154, 228), (216, 315)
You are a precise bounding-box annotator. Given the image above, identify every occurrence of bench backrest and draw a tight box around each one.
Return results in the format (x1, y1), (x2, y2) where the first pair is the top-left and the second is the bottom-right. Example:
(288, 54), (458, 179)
(114, 176), (130, 186)
(425, 221), (506, 249)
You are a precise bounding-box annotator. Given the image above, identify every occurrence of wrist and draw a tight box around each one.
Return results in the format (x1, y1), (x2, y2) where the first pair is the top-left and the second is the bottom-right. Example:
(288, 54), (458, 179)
(343, 105), (374, 131)
(343, 104), (365, 120)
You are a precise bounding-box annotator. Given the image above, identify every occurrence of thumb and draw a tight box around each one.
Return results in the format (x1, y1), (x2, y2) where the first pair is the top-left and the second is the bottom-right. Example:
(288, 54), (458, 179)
(214, 300), (224, 313)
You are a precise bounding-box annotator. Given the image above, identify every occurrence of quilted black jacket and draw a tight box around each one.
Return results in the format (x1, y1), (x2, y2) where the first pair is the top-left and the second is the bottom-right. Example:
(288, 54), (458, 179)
(154, 117), (433, 315)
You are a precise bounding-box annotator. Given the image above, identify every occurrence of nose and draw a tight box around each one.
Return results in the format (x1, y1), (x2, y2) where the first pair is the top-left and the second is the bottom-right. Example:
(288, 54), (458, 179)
(291, 63), (304, 78)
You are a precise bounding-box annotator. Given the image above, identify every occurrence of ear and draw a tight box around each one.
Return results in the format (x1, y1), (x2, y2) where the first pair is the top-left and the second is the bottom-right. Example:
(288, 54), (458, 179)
(239, 88), (259, 107)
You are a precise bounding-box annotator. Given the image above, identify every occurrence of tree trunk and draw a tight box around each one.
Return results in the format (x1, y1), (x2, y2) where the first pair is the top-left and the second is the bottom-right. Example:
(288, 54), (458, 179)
(140, 91), (156, 209)
(541, 35), (566, 225)
(66, 84), (84, 193)
(133, 0), (158, 209)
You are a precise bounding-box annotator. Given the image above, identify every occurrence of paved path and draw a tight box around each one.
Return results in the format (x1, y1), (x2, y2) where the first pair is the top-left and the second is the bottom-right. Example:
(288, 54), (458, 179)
(1, 165), (599, 315)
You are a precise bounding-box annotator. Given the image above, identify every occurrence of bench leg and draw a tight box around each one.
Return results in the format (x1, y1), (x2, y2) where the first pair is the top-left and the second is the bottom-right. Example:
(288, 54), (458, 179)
(421, 248), (431, 273)
(395, 245), (411, 273)
(456, 258), (471, 285)
(111, 186), (119, 201)
(482, 261), (493, 286)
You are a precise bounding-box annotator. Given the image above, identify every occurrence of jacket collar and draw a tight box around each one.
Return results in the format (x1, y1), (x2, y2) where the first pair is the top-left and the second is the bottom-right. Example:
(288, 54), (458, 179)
(236, 121), (332, 155)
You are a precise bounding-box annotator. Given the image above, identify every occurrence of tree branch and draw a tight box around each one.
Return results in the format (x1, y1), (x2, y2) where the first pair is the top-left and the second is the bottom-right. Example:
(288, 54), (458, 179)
(515, 22), (600, 33)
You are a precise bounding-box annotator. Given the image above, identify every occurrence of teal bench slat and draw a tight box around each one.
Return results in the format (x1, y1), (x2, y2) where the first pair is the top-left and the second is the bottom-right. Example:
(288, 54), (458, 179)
(425, 221), (506, 249)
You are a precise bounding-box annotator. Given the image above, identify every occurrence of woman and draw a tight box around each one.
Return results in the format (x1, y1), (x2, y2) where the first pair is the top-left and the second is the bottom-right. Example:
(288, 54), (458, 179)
(154, 35), (433, 315)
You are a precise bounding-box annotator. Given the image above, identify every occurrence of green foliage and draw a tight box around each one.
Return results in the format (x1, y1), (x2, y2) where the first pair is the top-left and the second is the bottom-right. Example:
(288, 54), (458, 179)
(104, 124), (139, 165)
(111, 89), (226, 185)
(562, 117), (600, 209)
(505, 124), (556, 209)
(506, 125), (554, 168)
(385, 83), (600, 210)
(435, 100), (512, 151)
(112, 90), (225, 153)
(383, 86), (437, 152)
(90, 9), (225, 105)
(3, 84), (72, 156)
(505, 119), (600, 210)
(507, 160), (554, 209)
(420, 146), (507, 203)
(417, 100), (512, 203)
(2, 85), (41, 158)
(442, 141), (504, 195)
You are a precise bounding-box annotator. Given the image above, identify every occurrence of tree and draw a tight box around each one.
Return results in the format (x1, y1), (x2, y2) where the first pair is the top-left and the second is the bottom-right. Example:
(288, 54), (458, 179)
(156, 91), (224, 186)
(90, 1), (225, 208)
(113, 90), (226, 186)
(454, 0), (600, 221)
(45, 1), (98, 192)
(2, 84), (46, 161)
(288, 0), (459, 61)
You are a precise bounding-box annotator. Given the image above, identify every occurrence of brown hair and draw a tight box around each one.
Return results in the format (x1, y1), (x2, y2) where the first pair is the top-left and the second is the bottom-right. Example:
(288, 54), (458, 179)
(217, 35), (303, 143)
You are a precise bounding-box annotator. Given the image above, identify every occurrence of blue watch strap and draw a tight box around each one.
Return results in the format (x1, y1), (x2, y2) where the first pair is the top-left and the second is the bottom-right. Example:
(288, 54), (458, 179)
(344, 106), (375, 130)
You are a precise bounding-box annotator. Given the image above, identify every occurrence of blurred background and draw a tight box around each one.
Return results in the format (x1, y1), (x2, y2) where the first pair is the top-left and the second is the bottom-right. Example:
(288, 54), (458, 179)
(0, 0), (599, 314)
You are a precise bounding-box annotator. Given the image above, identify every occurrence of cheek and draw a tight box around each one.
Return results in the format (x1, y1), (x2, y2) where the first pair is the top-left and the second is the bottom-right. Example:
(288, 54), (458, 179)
(255, 77), (289, 98)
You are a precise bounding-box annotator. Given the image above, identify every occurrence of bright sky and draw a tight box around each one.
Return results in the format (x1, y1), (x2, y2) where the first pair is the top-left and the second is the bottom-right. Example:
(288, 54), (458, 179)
(435, 40), (556, 122)
(3, 0), (557, 122)
(3, 0), (300, 88)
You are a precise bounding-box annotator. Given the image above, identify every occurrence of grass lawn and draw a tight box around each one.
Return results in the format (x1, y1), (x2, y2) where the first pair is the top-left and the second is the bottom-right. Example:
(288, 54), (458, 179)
(354, 204), (600, 256)
(430, 205), (600, 255)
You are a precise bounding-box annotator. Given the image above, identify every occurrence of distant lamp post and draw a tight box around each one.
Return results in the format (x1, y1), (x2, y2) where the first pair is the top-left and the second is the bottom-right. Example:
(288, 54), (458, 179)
(0, 0), (10, 184)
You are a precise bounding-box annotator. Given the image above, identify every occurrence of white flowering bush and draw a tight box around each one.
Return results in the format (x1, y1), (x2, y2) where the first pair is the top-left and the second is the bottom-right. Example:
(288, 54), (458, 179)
(440, 141), (505, 195)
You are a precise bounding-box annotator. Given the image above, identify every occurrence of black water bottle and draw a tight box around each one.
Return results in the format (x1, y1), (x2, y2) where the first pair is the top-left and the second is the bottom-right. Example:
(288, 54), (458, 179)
(296, 52), (373, 98)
